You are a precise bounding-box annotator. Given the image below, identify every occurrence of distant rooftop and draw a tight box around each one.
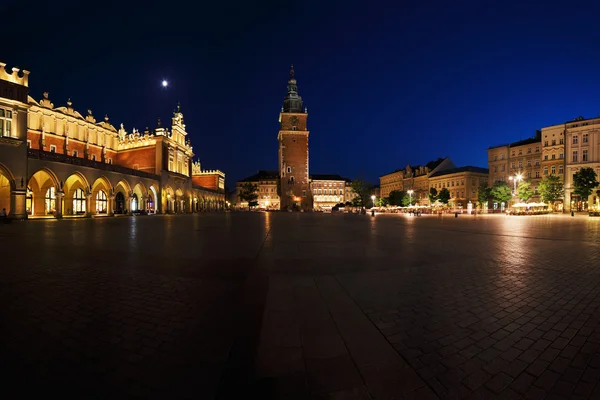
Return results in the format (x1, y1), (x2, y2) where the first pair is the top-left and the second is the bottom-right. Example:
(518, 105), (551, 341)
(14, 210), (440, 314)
(238, 170), (279, 182)
(429, 166), (489, 178)
(310, 174), (350, 181)
(489, 131), (541, 150)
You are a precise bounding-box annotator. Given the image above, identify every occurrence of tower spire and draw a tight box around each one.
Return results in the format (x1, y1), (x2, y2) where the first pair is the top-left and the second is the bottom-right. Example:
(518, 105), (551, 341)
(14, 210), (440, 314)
(282, 64), (303, 113)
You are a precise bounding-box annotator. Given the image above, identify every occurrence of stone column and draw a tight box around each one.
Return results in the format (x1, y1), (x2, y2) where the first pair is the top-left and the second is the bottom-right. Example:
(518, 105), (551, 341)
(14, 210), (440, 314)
(108, 195), (115, 216)
(10, 189), (27, 220)
(85, 193), (92, 217)
(55, 192), (64, 219)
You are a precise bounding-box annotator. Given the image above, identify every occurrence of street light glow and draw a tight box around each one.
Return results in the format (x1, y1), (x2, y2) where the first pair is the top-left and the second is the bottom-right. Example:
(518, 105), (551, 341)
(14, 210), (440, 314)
(161, 80), (168, 88)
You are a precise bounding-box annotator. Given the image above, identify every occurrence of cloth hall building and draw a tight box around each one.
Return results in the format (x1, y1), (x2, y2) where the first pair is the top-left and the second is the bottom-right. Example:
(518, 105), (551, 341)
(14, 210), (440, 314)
(0, 61), (225, 219)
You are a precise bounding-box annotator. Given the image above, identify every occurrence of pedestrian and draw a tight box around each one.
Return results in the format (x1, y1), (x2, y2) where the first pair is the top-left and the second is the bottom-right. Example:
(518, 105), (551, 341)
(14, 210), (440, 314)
(0, 208), (6, 223)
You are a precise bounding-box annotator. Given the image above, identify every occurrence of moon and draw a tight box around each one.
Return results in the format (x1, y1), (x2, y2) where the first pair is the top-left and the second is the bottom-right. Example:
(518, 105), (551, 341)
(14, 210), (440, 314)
(161, 80), (168, 88)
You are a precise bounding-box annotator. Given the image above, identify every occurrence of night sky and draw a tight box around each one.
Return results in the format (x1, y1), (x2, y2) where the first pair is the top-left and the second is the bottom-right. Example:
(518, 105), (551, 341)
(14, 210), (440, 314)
(5, 0), (600, 189)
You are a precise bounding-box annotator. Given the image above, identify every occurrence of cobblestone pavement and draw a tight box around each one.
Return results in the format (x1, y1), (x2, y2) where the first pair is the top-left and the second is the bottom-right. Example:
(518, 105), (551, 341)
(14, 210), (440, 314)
(3, 213), (600, 399)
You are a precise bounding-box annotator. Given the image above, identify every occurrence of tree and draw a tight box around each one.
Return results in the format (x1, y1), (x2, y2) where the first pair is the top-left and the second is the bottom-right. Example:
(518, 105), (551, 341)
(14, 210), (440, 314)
(239, 182), (259, 210)
(490, 181), (512, 204)
(428, 187), (438, 204)
(538, 174), (564, 206)
(387, 190), (405, 206)
(438, 188), (451, 204)
(477, 182), (491, 209)
(401, 192), (413, 207)
(573, 167), (599, 204)
(377, 197), (388, 207)
(350, 179), (371, 208)
(517, 180), (534, 202)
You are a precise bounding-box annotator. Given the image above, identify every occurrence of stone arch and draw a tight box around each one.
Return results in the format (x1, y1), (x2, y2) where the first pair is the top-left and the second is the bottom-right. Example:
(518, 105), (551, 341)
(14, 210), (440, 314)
(132, 182), (147, 211)
(175, 188), (184, 213)
(28, 168), (60, 217)
(148, 184), (158, 213)
(63, 172), (91, 216)
(114, 180), (131, 214)
(0, 162), (15, 215)
(91, 176), (112, 215)
(164, 186), (174, 213)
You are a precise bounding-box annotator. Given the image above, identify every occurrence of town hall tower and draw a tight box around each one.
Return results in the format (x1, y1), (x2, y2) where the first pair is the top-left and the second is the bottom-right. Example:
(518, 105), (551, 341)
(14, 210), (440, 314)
(278, 66), (311, 211)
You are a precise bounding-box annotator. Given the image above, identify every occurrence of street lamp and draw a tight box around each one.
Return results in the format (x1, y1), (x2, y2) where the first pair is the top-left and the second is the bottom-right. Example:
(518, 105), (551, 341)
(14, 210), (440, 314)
(508, 173), (523, 199)
(371, 195), (376, 207)
(407, 189), (414, 207)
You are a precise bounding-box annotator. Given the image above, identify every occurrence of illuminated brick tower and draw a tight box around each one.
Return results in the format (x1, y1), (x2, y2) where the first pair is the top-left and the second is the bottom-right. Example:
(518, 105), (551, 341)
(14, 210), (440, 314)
(278, 66), (311, 211)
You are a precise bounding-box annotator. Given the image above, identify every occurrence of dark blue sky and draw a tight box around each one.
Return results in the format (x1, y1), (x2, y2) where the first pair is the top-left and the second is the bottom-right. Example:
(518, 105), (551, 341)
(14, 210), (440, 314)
(5, 0), (600, 188)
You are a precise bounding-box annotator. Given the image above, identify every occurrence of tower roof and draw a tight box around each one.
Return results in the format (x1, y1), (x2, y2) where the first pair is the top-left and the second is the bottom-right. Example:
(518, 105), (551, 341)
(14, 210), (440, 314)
(282, 65), (304, 113)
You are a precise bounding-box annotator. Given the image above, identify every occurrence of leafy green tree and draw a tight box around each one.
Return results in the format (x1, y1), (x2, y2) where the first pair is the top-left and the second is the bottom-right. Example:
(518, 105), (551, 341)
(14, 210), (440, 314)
(438, 188), (451, 204)
(401, 192), (413, 207)
(490, 181), (512, 204)
(350, 179), (371, 207)
(428, 187), (438, 204)
(517, 180), (534, 202)
(477, 182), (491, 209)
(573, 167), (599, 202)
(239, 182), (259, 210)
(377, 197), (388, 207)
(387, 190), (405, 206)
(538, 174), (564, 205)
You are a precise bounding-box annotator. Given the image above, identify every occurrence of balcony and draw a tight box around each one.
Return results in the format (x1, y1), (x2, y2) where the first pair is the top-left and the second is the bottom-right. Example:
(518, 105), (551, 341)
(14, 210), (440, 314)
(27, 149), (160, 180)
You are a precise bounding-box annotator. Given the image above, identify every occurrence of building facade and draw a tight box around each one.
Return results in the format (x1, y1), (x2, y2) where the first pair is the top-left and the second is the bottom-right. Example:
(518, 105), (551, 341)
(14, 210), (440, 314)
(0, 61), (225, 219)
(379, 158), (456, 205)
(487, 132), (542, 204)
(235, 170), (280, 210)
(562, 116), (600, 211)
(310, 174), (349, 210)
(428, 167), (489, 208)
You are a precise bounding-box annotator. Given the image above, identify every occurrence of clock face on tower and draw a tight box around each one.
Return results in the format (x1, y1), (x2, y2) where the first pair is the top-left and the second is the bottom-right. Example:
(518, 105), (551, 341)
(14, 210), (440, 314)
(289, 116), (299, 129)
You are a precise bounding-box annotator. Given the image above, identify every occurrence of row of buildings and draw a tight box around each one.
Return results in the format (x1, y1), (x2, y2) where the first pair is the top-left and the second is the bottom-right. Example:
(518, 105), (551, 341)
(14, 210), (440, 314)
(234, 66), (599, 213)
(0, 61), (226, 219)
(379, 117), (600, 212)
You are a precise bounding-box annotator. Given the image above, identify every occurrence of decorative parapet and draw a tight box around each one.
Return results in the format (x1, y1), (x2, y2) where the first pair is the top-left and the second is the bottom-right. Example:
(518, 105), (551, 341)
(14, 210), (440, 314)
(196, 169), (225, 178)
(191, 159), (202, 175)
(117, 124), (156, 149)
(0, 62), (30, 87)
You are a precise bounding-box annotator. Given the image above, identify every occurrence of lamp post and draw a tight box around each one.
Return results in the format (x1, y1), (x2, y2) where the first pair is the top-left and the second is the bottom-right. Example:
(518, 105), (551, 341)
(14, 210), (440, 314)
(371, 195), (376, 208)
(407, 189), (414, 207)
(508, 173), (523, 202)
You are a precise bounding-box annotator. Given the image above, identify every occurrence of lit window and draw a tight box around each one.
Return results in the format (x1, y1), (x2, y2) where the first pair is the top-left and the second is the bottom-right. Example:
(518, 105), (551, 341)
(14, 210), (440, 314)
(543, 167), (548, 175)
(73, 188), (86, 214)
(551, 166), (556, 174)
(45, 186), (56, 214)
(0, 108), (12, 137)
(96, 190), (107, 214)
(583, 149), (588, 161)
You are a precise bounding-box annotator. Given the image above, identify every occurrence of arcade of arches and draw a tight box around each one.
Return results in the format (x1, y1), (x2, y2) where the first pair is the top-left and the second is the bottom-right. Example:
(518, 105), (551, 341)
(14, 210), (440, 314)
(1, 166), (224, 218)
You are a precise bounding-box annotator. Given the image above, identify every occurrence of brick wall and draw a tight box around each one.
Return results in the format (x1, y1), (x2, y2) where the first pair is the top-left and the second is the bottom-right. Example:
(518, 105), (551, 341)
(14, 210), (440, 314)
(105, 149), (117, 164)
(116, 146), (156, 172)
(44, 135), (65, 153)
(88, 146), (102, 162)
(192, 175), (218, 190)
(27, 131), (40, 149)
(69, 142), (85, 157)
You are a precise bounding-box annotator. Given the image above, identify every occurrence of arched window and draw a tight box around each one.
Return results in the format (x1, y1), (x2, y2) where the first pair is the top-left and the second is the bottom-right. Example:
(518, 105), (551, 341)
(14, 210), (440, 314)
(73, 188), (86, 214)
(115, 192), (125, 214)
(45, 187), (56, 214)
(96, 190), (107, 214)
(26, 187), (33, 215)
(131, 194), (138, 211)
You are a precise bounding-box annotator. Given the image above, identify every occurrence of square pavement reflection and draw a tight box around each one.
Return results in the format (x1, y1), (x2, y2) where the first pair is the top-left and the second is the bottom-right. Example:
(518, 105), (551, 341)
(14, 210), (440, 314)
(2, 212), (600, 399)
